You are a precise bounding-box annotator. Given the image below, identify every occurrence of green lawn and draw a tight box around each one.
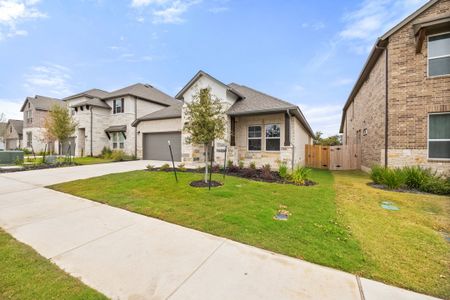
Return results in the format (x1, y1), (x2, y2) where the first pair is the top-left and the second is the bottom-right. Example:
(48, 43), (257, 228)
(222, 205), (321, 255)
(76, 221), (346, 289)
(50, 169), (450, 298)
(0, 229), (107, 300)
(72, 157), (115, 165)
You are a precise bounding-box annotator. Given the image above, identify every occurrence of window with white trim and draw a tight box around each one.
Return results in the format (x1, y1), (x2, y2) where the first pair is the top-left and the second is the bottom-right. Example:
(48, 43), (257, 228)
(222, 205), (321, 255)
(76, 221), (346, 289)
(26, 110), (32, 124)
(26, 132), (32, 147)
(428, 32), (450, 77)
(248, 126), (262, 151)
(265, 124), (281, 151)
(428, 113), (450, 159)
(113, 98), (124, 114)
(111, 132), (125, 149)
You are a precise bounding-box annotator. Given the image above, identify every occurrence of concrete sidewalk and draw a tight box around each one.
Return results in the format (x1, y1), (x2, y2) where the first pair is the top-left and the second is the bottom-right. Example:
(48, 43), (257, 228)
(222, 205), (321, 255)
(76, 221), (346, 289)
(0, 162), (440, 300)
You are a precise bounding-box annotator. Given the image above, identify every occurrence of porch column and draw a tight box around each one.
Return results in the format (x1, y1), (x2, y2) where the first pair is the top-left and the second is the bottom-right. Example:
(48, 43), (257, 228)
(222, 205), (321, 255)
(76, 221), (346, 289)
(284, 112), (291, 146)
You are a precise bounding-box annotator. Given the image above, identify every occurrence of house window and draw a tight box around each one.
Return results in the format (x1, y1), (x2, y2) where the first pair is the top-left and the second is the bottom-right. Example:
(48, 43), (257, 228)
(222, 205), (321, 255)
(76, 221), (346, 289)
(265, 124), (281, 151)
(428, 32), (450, 77)
(113, 98), (125, 114)
(111, 132), (125, 149)
(248, 126), (262, 151)
(428, 113), (450, 159)
(26, 110), (32, 124)
(26, 132), (32, 147)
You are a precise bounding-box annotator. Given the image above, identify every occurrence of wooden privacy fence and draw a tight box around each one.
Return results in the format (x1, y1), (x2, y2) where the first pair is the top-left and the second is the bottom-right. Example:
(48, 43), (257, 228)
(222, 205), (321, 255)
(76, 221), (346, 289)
(305, 144), (361, 170)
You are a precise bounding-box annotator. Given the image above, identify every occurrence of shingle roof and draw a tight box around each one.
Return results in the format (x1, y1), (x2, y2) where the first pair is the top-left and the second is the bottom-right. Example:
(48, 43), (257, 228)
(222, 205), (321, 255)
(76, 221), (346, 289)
(21, 95), (66, 112)
(70, 98), (111, 109)
(105, 125), (127, 132)
(63, 89), (110, 101)
(105, 83), (179, 107)
(132, 103), (182, 126)
(8, 119), (23, 134)
(227, 84), (296, 115)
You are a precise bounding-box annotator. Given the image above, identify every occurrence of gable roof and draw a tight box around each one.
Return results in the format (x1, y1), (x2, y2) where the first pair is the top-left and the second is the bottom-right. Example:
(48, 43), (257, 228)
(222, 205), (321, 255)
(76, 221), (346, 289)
(104, 83), (179, 107)
(63, 89), (109, 101)
(175, 70), (244, 100)
(227, 83), (314, 137)
(70, 98), (111, 109)
(8, 119), (23, 134)
(132, 103), (182, 126)
(20, 95), (66, 112)
(339, 0), (441, 133)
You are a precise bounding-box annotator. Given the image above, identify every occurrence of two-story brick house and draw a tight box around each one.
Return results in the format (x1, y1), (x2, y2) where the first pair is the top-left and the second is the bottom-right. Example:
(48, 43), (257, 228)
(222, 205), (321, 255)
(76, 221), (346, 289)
(64, 83), (180, 157)
(20, 95), (67, 153)
(340, 0), (450, 174)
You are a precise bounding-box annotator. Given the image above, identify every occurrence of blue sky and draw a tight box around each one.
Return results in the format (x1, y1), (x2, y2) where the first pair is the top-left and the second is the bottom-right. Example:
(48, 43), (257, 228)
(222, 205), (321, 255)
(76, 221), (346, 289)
(0, 0), (427, 135)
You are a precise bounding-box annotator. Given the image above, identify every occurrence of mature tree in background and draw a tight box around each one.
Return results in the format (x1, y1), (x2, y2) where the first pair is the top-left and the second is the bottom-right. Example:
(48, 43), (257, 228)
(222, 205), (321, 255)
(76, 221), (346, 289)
(313, 131), (342, 146)
(184, 88), (226, 183)
(44, 104), (77, 154)
(0, 113), (6, 137)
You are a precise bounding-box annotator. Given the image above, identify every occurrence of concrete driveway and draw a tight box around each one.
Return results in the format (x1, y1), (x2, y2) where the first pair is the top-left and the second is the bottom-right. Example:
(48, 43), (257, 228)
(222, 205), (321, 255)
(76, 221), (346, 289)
(0, 161), (440, 300)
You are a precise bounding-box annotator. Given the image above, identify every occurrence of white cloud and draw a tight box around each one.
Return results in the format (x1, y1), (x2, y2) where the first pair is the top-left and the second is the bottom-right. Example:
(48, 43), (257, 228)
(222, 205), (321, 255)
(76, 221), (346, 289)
(0, 0), (46, 41)
(299, 104), (343, 136)
(208, 6), (228, 13)
(339, 0), (427, 53)
(301, 21), (325, 31)
(0, 99), (23, 120)
(131, 0), (201, 24)
(23, 63), (73, 97)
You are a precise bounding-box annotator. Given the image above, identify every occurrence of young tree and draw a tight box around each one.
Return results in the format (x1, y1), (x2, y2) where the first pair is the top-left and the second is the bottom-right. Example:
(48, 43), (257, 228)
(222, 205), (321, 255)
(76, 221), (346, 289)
(44, 104), (77, 155)
(184, 88), (226, 183)
(313, 131), (341, 146)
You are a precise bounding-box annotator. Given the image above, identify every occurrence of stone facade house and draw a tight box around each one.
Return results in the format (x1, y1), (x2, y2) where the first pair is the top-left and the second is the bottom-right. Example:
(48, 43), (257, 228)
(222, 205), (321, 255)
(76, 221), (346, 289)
(4, 119), (23, 150)
(20, 95), (66, 153)
(340, 0), (450, 174)
(64, 84), (180, 157)
(133, 71), (314, 168)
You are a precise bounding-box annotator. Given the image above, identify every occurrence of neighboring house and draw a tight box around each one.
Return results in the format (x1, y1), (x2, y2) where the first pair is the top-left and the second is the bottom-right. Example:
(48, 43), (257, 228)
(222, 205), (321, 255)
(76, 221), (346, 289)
(64, 84), (180, 157)
(133, 71), (314, 167)
(340, 0), (450, 174)
(4, 119), (23, 150)
(0, 122), (6, 150)
(20, 95), (67, 153)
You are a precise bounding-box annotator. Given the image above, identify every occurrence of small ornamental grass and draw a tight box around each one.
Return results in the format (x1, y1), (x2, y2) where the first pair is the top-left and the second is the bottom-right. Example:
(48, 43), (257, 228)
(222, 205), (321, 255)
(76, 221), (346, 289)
(278, 163), (289, 179)
(291, 165), (311, 185)
(370, 165), (449, 195)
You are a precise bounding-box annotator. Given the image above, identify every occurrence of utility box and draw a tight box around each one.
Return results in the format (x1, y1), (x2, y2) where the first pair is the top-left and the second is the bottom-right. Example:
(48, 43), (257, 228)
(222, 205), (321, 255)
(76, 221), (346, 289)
(0, 151), (24, 164)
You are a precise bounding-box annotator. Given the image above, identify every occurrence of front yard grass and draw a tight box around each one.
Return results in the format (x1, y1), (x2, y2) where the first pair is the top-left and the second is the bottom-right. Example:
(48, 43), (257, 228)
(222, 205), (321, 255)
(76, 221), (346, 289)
(0, 229), (107, 300)
(50, 169), (450, 298)
(72, 156), (115, 165)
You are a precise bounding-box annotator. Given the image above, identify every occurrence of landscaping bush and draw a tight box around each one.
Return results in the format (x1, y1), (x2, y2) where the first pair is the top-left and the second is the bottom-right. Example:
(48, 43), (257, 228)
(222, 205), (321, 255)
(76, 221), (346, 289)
(403, 166), (433, 190)
(278, 163), (288, 179)
(101, 147), (112, 159)
(160, 163), (170, 171)
(110, 150), (127, 161)
(211, 164), (220, 172)
(261, 164), (273, 180)
(382, 168), (406, 189)
(177, 163), (186, 172)
(146, 164), (155, 171)
(420, 176), (450, 195)
(227, 160), (234, 169)
(249, 161), (256, 169)
(238, 161), (244, 169)
(242, 167), (257, 178)
(291, 165), (311, 185)
(370, 165), (386, 184)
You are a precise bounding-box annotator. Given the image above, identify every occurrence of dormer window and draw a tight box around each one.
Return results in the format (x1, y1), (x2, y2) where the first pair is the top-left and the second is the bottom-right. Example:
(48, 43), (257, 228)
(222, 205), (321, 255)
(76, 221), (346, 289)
(113, 98), (124, 114)
(428, 32), (450, 77)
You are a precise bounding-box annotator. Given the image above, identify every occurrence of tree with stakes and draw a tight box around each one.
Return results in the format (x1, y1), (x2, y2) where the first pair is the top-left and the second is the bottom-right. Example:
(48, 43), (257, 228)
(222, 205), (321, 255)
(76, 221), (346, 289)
(183, 88), (226, 183)
(44, 104), (77, 157)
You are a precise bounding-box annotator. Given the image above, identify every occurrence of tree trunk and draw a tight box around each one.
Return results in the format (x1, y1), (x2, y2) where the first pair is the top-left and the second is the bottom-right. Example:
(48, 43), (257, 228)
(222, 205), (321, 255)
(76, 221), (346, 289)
(204, 144), (208, 183)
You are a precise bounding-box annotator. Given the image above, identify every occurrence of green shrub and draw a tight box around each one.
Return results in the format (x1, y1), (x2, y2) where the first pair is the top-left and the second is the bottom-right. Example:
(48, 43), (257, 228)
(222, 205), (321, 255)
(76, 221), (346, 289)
(160, 163), (171, 171)
(101, 147), (112, 159)
(278, 163), (288, 179)
(370, 165), (386, 184)
(238, 161), (244, 169)
(420, 176), (450, 195)
(110, 150), (126, 161)
(403, 166), (432, 190)
(291, 165), (311, 185)
(146, 164), (155, 171)
(227, 160), (234, 169)
(249, 161), (256, 169)
(382, 168), (405, 189)
(177, 163), (186, 171)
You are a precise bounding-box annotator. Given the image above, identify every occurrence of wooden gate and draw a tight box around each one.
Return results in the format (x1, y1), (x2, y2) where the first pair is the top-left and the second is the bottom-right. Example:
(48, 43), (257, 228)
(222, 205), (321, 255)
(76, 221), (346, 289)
(305, 145), (330, 169)
(305, 144), (361, 170)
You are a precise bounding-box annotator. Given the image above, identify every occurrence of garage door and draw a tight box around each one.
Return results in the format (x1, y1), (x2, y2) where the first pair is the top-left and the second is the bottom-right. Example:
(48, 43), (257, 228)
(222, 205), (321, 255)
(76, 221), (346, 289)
(143, 132), (181, 161)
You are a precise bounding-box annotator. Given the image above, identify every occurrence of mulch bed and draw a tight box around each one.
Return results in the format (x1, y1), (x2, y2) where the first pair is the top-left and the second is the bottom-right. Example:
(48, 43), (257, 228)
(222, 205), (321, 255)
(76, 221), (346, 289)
(147, 167), (316, 186)
(190, 180), (223, 188)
